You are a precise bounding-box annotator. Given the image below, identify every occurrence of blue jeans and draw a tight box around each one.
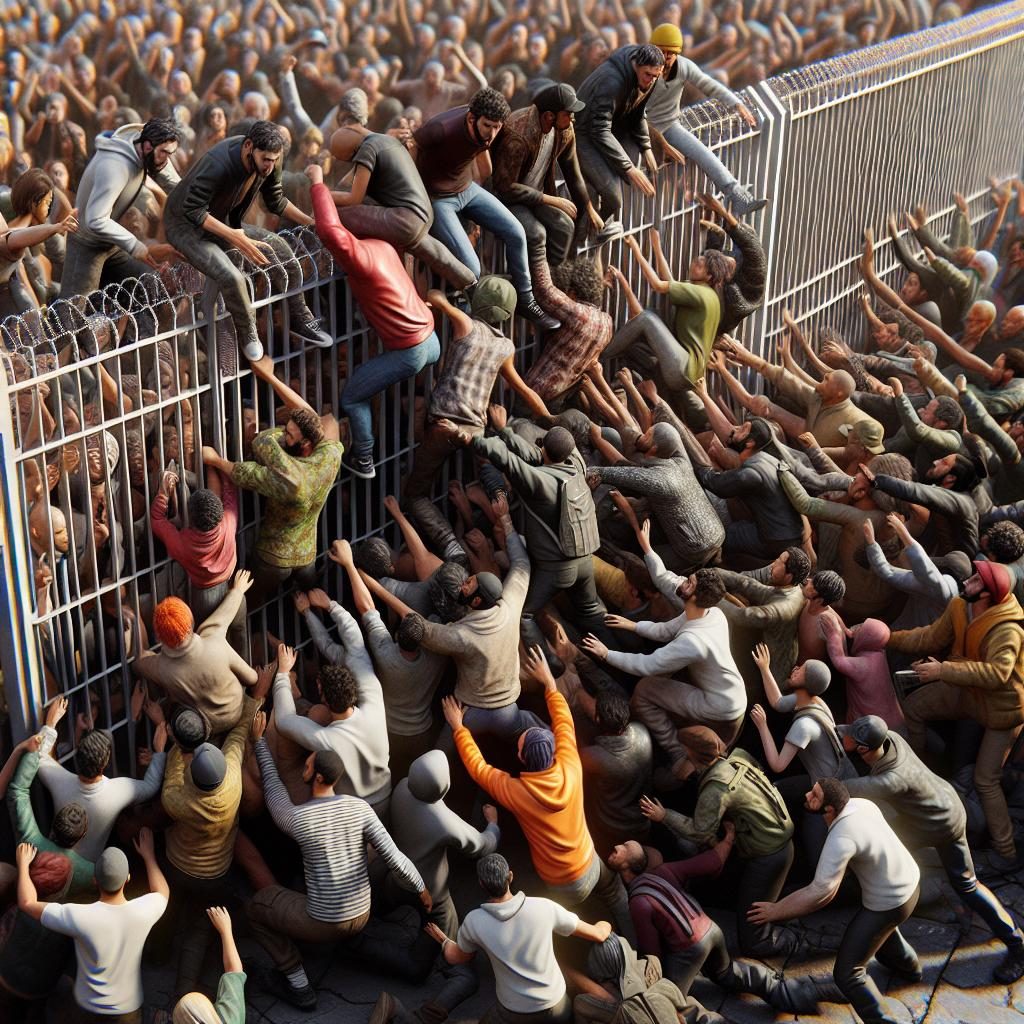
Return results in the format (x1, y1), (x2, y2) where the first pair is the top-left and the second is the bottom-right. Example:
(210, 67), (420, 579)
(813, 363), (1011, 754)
(660, 121), (738, 193)
(343, 331), (441, 458)
(429, 183), (531, 294)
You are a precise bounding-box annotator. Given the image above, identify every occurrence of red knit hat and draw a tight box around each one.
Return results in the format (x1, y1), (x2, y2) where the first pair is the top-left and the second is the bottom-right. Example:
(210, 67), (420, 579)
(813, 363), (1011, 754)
(973, 560), (1012, 605)
(153, 597), (194, 648)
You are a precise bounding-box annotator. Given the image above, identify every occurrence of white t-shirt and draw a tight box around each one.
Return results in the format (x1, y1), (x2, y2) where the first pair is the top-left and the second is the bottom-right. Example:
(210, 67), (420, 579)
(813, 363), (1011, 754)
(457, 892), (579, 1012)
(777, 697), (856, 782)
(42, 893), (168, 1013)
(815, 799), (920, 911)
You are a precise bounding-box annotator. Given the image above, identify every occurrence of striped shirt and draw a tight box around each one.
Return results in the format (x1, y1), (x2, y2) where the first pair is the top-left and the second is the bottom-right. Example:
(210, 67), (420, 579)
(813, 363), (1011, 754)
(255, 740), (424, 922)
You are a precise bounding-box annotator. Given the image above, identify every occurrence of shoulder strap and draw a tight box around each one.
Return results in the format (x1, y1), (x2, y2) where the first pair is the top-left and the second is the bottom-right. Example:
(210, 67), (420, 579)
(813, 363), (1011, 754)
(793, 703), (845, 764)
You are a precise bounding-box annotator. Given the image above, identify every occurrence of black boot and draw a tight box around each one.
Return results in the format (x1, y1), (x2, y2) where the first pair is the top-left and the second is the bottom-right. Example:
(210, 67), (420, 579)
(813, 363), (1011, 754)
(408, 498), (469, 569)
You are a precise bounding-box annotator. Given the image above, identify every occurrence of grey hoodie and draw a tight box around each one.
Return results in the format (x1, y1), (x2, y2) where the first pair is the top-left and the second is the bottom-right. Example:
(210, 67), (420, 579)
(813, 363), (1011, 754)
(75, 124), (180, 256)
(390, 750), (500, 902)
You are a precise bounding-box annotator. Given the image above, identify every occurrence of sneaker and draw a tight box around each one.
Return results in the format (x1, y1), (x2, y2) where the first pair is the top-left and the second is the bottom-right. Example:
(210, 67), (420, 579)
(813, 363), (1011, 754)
(369, 991), (407, 1024)
(723, 183), (768, 217)
(268, 970), (317, 1011)
(291, 310), (333, 348)
(596, 217), (624, 243)
(518, 296), (560, 331)
(242, 338), (264, 361)
(343, 451), (376, 479)
(994, 943), (1024, 984)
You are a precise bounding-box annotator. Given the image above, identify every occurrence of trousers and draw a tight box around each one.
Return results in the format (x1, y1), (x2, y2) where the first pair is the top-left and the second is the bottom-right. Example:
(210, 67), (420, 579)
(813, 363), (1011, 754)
(737, 841), (797, 958)
(524, 556), (610, 640)
(248, 884), (370, 971)
(163, 218), (312, 352)
(659, 122), (737, 194)
(833, 890), (920, 1024)
(59, 235), (154, 299)
(631, 676), (743, 763)
(904, 680), (1022, 856)
(507, 203), (575, 267)
(344, 332), (441, 458)
(338, 204), (476, 289)
(665, 920), (790, 1002)
(482, 993), (572, 1024)
(574, 134), (639, 223)
(546, 852), (635, 943)
(404, 420), (484, 501)
(429, 182), (531, 294)
(188, 579), (247, 656)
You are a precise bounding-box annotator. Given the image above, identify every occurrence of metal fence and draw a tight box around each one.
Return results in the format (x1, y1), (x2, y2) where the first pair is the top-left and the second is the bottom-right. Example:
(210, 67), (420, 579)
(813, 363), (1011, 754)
(1, 1), (1023, 770)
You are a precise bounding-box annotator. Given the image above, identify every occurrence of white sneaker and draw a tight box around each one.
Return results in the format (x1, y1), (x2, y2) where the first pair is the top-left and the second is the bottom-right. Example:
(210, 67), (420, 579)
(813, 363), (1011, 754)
(243, 338), (264, 362)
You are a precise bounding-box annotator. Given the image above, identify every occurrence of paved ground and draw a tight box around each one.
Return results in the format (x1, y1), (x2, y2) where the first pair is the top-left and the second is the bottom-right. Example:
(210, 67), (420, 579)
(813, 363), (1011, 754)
(118, 842), (1024, 1024)
(37, 786), (1024, 1024)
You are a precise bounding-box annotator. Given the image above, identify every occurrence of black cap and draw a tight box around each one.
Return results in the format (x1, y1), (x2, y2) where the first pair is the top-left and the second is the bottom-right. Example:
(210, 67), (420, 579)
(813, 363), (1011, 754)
(837, 715), (888, 751)
(534, 83), (586, 114)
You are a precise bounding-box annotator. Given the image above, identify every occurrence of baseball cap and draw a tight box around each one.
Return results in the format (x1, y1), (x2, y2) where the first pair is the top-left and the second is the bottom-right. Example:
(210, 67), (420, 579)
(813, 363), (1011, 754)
(190, 742), (227, 791)
(534, 83), (585, 114)
(838, 419), (885, 454)
(94, 847), (130, 892)
(837, 715), (888, 750)
(473, 572), (503, 609)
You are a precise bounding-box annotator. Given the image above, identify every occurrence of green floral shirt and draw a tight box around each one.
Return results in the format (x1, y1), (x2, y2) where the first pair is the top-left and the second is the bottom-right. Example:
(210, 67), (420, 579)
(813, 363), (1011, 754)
(232, 428), (343, 568)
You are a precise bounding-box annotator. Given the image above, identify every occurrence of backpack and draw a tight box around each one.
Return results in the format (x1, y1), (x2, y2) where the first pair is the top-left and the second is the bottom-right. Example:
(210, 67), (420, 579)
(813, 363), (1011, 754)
(522, 450), (600, 558)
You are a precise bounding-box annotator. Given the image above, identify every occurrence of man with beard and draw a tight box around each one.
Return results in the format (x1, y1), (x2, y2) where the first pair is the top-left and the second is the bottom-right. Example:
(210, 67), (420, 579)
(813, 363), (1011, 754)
(694, 418), (804, 561)
(202, 357), (343, 606)
(414, 88), (558, 330)
(749, 778), (922, 1024)
(888, 561), (1024, 866)
(60, 117), (182, 298)
(164, 119), (332, 361)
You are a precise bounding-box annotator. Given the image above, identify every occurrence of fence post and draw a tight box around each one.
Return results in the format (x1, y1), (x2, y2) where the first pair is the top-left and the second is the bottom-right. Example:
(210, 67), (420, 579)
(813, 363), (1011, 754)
(0, 398), (45, 742)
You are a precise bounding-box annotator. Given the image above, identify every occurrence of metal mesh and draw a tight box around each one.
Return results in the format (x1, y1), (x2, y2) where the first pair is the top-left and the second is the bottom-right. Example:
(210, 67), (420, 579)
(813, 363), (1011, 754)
(1, 3), (1023, 771)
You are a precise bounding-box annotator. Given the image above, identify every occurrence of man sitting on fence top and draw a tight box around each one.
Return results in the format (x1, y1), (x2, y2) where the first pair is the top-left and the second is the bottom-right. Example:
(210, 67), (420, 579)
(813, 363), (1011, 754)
(163, 119), (332, 362)
(201, 357), (343, 608)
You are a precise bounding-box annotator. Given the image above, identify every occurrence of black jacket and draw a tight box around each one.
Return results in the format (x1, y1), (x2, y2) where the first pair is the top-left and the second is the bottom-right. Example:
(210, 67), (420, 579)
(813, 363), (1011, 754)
(575, 46), (656, 176)
(696, 450), (804, 545)
(166, 135), (287, 231)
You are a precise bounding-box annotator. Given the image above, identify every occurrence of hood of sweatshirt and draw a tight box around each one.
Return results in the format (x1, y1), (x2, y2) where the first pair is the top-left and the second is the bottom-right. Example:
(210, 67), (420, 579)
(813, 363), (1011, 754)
(514, 757), (575, 812)
(479, 890), (528, 920)
(407, 749), (450, 802)
(852, 618), (889, 654)
(94, 123), (144, 165)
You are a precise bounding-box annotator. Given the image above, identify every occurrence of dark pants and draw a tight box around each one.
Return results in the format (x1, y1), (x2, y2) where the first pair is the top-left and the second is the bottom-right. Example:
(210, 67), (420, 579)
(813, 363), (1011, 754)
(524, 555), (611, 641)
(936, 834), (1023, 947)
(59, 235), (154, 299)
(508, 203), (575, 267)
(248, 885), (370, 972)
(834, 890), (920, 1024)
(68, 1007), (142, 1024)
(404, 420), (484, 501)
(575, 134), (638, 223)
(163, 218), (313, 352)
(665, 920), (789, 1002)
(737, 841), (797, 958)
(157, 863), (238, 1002)
(338, 204), (476, 289)
(247, 552), (318, 610)
(482, 993), (572, 1024)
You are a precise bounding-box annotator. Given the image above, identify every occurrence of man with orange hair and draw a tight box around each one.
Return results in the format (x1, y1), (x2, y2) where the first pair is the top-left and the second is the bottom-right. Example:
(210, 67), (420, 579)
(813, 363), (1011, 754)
(134, 571), (258, 734)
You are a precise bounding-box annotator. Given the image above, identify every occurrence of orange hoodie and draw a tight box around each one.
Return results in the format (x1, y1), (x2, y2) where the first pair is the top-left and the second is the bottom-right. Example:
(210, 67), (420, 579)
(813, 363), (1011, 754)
(454, 689), (594, 884)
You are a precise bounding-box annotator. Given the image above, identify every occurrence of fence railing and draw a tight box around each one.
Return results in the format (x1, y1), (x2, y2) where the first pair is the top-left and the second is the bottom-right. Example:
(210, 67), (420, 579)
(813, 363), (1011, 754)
(1, 1), (1023, 769)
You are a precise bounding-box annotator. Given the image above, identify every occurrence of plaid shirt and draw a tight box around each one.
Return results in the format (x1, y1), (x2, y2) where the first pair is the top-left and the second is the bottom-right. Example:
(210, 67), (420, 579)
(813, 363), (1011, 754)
(232, 428), (343, 568)
(429, 321), (514, 427)
(525, 260), (613, 401)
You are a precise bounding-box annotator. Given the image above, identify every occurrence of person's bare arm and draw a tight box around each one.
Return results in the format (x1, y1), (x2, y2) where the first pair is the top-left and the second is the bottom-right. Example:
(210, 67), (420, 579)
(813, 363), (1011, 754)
(589, 423), (629, 465)
(617, 369), (653, 433)
(650, 228), (672, 283)
(248, 354), (316, 415)
(980, 179), (1012, 253)
(133, 827), (170, 900)
(332, 165), (372, 208)
(609, 266), (644, 317)
(427, 289), (474, 340)
(329, 540), (377, 616)
(359, 570), (416, 620)
(624, 236), (670, 294)
(501, 357), (554, 423)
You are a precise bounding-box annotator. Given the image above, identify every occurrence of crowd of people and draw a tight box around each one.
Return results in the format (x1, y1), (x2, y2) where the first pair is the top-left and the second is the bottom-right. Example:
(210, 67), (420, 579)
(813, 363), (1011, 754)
(3, 1), (1024, 1024)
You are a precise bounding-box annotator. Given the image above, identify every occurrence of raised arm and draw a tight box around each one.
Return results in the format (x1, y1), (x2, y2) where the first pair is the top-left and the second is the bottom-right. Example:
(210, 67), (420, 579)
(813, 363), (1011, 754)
(624, 235), (670, 295)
